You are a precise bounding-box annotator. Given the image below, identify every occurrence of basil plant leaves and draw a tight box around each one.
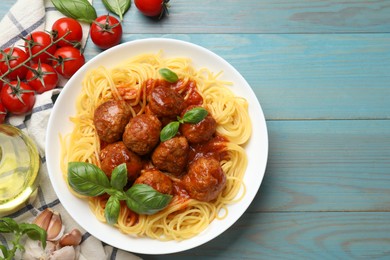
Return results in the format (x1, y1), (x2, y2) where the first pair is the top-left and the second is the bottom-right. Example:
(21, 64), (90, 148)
(68, 162), (172, 225)
(160, 107), (208, 142)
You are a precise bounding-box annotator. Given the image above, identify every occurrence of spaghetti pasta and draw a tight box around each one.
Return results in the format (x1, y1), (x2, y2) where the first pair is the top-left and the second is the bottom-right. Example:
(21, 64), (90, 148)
(61, 52), (251, 240)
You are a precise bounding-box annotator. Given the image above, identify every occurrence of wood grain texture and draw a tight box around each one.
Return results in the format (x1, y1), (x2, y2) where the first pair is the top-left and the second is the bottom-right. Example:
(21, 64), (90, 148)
(251, 120), (390, 212)
(138, 212), (390, 259)
(1, 1), (389, 33)
(94, 0), (390, 33)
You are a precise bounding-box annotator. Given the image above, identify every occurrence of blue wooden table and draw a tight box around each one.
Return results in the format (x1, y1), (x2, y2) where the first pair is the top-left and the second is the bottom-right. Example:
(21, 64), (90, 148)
(1, 1), (390, 259)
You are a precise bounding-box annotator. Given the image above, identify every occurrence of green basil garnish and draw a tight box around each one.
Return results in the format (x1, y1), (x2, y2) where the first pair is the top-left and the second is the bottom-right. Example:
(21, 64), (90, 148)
(102, 0), (131, 21)
(125, 184), (172, 215)
(0, 217), (19, 233)
(110, 163), (127, 190)
(67, 162), (173, 224)
(68, 162), (110, 196)
(51, 0), (97, 23)
(160, 121), (180, 142)
(159, 107), (208, 142)
(104, 195), (121, 225)
(0, 218), (47, 259)
(19, 223), (47, 247)
(181, 107), (208, 124)
(159, 68), (178, 83)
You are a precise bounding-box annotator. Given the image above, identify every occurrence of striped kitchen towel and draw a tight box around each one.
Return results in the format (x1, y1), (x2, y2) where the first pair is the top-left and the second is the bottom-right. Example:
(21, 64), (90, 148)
(0, 0), (140, 259)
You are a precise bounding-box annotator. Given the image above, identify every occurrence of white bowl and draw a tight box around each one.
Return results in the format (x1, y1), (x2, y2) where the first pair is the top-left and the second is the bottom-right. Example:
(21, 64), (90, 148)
(45, 38), (268, 254)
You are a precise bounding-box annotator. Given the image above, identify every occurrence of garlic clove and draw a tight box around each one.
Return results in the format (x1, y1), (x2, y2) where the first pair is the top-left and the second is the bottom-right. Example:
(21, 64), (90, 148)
(33, 208), (54, 231)
(46, 210), (65, 241)
(33, 208), (65, 241)
(59, 228), (82, 247)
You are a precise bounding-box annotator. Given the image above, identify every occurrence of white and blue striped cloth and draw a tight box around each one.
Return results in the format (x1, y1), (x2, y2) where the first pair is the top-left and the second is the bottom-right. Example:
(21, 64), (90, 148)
(0, 1), (140, 259)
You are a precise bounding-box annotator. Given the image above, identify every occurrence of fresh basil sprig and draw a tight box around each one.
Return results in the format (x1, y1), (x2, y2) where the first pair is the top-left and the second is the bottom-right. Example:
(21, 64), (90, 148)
(104, 196), (121, 225)
(103, 0), (131, 21)
(160, 121), (180, 142)
(160, 107), (208, 142)
(68, 162), (172, 225)
(159, 68), (178, 83)
(68, 162), (111, 196)
(180, 107), (209, 124)
(0, 218), (46, 260)
(126, 184), (173, 215)
(51, 0), (97, 23)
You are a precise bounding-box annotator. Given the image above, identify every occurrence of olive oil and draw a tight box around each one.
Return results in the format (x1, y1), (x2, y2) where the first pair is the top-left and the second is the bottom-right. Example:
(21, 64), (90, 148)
(0, 124), (40, 216)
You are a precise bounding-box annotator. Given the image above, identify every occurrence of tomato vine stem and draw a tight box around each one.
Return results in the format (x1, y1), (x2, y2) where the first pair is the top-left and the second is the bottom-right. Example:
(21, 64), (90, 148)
(0, 31), (72, 82)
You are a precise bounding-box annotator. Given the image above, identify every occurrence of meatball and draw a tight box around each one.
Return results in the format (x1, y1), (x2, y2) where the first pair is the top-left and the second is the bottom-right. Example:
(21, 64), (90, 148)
(148, 85), (184, 117)
(94, 100), (132, 143)
(134, 169), (173, 195)
(123, 114), (161, 156)
(182, 157), (226, 202)
(151, 136), (189, 176)
(100, 142), (143, 183)
(180, 113), (217, 144)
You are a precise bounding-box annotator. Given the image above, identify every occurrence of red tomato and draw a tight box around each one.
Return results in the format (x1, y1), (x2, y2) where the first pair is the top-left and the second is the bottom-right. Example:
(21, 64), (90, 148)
(90, 15), (122, 50)
(52, 17), (83, 47)
(26, 63), (58, 94)
(0, 102), (6, 124)
(134, 0), (170, 17)
(0, 81), (36, 115)
(24, 31), (57, 64)
(0, 47), (29, 80)
(52, 46), (85, 79)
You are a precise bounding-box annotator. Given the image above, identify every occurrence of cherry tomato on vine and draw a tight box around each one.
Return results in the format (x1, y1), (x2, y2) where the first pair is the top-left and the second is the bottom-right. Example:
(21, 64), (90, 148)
(0, 80), (36, 115)
(134, 0), (170, 17)
(52, 46), (85, 79)
(24, 31), (57, 64)
(0, 102), (6, 124)
(90, 15), (122, 50)
(0, 47), (29, 80)
(52, 17), (83, 47)
(26, 62), (58, 94)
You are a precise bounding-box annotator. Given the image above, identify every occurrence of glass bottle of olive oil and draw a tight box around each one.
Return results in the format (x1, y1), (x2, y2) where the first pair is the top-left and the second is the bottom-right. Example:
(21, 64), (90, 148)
(0, 124), (40, 216)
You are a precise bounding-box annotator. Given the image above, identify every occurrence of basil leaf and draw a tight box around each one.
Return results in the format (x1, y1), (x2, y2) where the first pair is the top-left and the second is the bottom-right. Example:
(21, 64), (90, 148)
(0, 244), (9, 258)
(104, 195), (121, 225)
(51, 0), (97, 23)
(102, 0), (131, 21)
(19, 223), (47, 249)
(0, 218), (19, 233)
(160, 121), (180, 142)
(110, 163), (128, 190)
(68, 162), (111, 196)
(125, 184), (172, 215)
(182, 107), (208, 124)
(159, 68), (178, 83)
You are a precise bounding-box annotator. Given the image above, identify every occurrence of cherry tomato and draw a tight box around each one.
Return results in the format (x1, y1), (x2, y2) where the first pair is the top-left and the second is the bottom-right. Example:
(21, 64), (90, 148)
(90, 15), (122, 50)
(24, 31), (57, 64)
(26, 62), (58, 94)
(0, 47), (29, 80)
(0, 80), (36, 115)
(0, 102), (6, 124)
(52, 17), (83, 47)
(134, 0), (170, 17)
(52, 46), (85, 79)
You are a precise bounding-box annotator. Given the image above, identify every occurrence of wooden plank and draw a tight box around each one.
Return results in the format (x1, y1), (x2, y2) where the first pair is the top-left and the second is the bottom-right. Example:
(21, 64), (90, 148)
(137, 212), (390, 259)
(94, 0), (390, 34)
(1, 1), (389, 33)
(84, 33), (390, 120)
(249, 120), (390, 212)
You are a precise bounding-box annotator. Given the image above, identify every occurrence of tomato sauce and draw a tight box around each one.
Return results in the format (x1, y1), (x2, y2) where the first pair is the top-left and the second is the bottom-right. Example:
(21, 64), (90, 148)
(188, 135), (228, 163)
